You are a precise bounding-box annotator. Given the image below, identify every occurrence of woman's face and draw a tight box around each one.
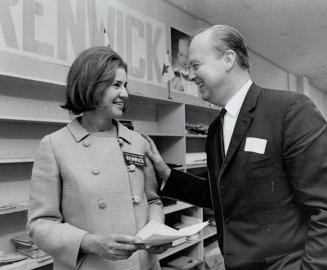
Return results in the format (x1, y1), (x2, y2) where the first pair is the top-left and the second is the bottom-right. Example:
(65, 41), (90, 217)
(97, 67), (129, 119)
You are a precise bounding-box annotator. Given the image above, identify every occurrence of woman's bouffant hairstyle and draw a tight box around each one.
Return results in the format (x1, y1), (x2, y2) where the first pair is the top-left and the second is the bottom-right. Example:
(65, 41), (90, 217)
(61, 46), (128, 115)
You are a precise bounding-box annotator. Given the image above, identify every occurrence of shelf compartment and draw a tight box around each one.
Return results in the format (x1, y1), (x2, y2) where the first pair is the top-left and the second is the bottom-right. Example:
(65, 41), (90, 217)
(0, 122), (61, 160)
(0, 202), (28, 216)
(122, 102), (185, 136)
(0, 74), (69, 125)
(202, 225), (217, 240)
(0, 163), (32, 208)
(158, 238), (201, 260)
(152, 136), (185, 166)
(163, 201), (194, 215)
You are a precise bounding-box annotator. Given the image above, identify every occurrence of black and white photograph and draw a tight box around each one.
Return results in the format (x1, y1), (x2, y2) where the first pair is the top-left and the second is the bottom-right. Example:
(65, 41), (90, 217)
(0, 1), (327, 270)
(170, 27), (199, 96)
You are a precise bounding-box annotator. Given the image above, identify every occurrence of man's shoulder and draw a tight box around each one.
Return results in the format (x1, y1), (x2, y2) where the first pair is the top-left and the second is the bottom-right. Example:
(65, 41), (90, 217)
(258, 86), (307, 106)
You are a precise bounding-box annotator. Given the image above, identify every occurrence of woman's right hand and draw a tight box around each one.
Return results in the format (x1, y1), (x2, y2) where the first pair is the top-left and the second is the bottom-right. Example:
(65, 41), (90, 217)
(81, 233), (145, 261)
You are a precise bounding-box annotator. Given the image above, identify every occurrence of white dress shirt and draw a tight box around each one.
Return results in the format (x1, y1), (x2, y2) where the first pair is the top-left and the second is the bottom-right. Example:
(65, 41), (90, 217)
(223, 79), (252, 154)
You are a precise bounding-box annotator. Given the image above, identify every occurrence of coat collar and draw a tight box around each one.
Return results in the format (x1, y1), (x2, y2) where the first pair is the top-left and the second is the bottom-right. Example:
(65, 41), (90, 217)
(222, 83), (262, 171)
(67, 117), (132, 144)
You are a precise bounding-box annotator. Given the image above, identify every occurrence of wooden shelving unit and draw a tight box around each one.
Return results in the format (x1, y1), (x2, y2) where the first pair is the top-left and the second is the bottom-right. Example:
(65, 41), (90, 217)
(158, 238), (202, 260)
(0, 159), (34, 164)
(0, 202), (29, 216)
(0, 257), (53, 270)
(163, 201), (194, 215)
(0, 73), (219, 269)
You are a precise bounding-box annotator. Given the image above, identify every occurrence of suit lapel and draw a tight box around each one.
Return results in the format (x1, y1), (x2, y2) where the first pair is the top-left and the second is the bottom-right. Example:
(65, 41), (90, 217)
(206, 115), (221, 180)
(222, 84), (262, 172)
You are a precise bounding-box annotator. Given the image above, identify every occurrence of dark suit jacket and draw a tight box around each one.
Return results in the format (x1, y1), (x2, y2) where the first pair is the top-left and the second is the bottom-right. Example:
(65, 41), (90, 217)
(161, 84), (327, 270)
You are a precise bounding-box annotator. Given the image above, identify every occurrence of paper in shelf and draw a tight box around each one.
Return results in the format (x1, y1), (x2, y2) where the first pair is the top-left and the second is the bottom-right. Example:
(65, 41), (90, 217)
(136, 219), (208, 246)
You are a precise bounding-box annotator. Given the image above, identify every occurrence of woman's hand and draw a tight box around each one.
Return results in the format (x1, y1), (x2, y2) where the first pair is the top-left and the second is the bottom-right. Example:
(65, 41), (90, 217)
(146, 243), (172, 254)
(142, 134), (171, 182)
(81, 233), (145, 261)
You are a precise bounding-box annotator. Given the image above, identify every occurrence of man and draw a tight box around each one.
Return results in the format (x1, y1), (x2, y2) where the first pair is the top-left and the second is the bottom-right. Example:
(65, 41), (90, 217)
(173, 36), (189, 72)
(144, 25), (327, 270)
(172, 36), (198, 96)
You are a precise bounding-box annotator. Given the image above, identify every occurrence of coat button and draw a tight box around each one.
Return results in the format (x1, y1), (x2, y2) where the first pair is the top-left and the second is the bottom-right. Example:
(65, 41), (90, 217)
(98, 200), (107, 209)
(224, 218), (231, 224)
(83, 139), (91, 147)
(128, 164), (136, 172)
(132, 195), (141, 204)
(92, 168), (101, 175)
(220, 187), (229, 196)
(117, 138), (123, 145)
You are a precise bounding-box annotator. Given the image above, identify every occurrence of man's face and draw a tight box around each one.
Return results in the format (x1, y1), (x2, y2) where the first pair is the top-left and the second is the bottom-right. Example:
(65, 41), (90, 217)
(175, 39), (189, 71)
(189, 34), (228, 105)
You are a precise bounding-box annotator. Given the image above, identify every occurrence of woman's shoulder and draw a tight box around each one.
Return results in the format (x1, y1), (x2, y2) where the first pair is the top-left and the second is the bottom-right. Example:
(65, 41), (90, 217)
(117, 121), (146, 143)
(40, 124), (72, 146)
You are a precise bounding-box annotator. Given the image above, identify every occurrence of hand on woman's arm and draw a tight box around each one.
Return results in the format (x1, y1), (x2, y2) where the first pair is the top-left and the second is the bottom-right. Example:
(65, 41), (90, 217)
(142, 134), (171, 183)
(80, 233), (145, 261)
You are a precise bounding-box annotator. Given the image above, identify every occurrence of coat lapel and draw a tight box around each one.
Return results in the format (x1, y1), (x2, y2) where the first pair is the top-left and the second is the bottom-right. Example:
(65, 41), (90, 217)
(221, 84), (262, 172)
(206, 114), (221, 180)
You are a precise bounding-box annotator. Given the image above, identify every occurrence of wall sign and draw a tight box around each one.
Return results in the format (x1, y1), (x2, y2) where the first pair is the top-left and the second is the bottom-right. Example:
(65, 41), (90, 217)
(0, 0), (167, 86)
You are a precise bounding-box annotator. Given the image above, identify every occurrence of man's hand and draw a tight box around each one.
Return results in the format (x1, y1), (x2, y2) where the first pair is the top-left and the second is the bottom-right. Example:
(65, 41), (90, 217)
(142, 134), (171, 182)
(81, 233), (145, 261)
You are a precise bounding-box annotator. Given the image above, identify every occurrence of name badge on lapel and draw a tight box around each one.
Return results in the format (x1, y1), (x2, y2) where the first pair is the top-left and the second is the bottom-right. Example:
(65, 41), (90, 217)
(123, 152), (147, 167)
(244, 137), (267, 154)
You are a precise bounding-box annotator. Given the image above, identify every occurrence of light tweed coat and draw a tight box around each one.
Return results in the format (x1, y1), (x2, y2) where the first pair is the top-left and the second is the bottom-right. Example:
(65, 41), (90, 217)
(27, 118), (164, 270)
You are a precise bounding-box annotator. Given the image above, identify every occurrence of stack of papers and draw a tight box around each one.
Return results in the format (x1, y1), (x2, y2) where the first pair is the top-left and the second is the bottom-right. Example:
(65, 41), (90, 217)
(136, 220), (208, 246)
(185, 152), (207, 166)
(11, 234), (50, 260)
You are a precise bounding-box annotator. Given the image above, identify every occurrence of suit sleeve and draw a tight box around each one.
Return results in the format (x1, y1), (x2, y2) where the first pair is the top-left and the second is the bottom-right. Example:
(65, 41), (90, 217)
(283, 94), (327, 269)
(161, 169), (213, 209)
(27, 135), (88, 268)
(143, 141), (164, 223)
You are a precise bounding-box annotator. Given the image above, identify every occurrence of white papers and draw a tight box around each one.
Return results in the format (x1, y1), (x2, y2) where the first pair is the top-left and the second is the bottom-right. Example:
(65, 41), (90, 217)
(136, 220), (209, 246)
(185, 152), (207, 165)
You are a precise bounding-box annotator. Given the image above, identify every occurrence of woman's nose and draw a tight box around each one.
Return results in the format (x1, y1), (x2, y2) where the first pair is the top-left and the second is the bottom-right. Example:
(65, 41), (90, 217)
(119, 86), (128, 98)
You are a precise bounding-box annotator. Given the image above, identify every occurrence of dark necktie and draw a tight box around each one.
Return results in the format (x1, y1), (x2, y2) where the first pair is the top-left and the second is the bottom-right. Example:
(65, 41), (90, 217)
(218, 108), (226, 167)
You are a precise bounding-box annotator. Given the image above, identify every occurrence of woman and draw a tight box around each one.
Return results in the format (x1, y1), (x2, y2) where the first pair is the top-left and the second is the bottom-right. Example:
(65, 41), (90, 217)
(27, 47), (166, 270)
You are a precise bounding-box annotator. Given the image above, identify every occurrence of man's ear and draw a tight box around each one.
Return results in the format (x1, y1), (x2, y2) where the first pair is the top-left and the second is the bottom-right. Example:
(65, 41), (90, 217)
(224, 50), (237, 71)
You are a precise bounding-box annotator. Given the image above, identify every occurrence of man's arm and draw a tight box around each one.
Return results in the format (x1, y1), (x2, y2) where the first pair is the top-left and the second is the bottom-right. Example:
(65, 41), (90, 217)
(142, 134), (212, 209)
(161, 169), (212, 208)
(283, 94), (327, 269)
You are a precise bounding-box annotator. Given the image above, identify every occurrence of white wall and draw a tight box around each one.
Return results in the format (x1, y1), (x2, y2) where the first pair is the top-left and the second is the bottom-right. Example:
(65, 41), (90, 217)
(248, 50), (289, 90)
(305, 84), (327, 119)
